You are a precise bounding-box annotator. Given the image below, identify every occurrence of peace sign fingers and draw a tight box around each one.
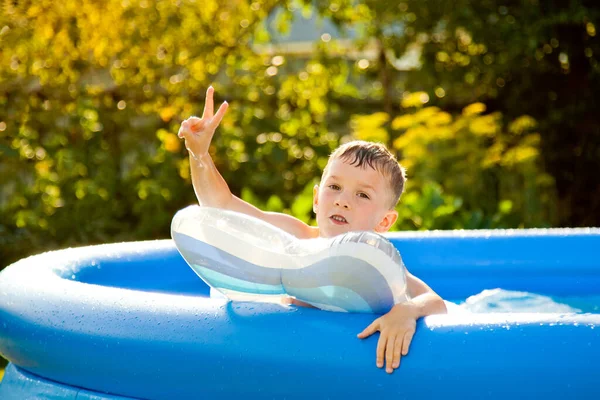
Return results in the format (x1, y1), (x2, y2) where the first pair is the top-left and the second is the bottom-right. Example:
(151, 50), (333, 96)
(202, 86), (215, 120)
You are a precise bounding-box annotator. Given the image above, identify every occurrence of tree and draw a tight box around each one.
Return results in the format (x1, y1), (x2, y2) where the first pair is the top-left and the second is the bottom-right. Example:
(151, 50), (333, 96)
(2, 0), (595, 269)
(309, 0), (600, 226)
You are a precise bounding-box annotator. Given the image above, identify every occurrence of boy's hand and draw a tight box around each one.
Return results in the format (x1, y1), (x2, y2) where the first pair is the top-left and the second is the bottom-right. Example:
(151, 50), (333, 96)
(178, 86), (228, 160)
(357, 303), (419, 374)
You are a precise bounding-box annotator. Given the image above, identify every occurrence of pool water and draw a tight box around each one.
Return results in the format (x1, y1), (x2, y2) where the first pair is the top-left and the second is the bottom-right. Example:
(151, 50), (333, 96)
(452, 289), (600, 314)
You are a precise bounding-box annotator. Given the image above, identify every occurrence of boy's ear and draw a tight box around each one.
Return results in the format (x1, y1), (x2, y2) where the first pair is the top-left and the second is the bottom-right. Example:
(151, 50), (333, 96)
(312, 184), (319, 214)
(374, 209), (398, 233)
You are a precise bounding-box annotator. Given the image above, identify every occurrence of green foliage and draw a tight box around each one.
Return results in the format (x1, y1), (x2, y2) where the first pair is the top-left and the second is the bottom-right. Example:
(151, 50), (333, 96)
(0, 0), (286, 266)
(2, 0), (597, 270)
(309, 0), (600, 225)
(353, 100), (555, 230)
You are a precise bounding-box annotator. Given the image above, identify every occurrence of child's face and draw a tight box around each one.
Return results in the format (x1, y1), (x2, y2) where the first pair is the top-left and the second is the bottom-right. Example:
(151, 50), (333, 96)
(313, 158), (398, 238)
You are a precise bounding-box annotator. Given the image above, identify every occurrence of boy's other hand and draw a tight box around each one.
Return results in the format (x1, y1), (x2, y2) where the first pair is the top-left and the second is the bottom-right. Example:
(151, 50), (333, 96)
(357, 303), (419, 374)
(178, 86), (228, 160)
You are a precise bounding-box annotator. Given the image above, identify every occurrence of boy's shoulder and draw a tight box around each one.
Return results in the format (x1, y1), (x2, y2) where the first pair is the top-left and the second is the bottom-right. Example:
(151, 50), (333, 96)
(262, 210), (319, 239)
(300, 225), (320, 239)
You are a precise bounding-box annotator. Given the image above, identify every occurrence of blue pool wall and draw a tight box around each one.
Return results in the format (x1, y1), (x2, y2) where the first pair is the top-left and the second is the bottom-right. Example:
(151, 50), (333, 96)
(0, 229), (598, 399)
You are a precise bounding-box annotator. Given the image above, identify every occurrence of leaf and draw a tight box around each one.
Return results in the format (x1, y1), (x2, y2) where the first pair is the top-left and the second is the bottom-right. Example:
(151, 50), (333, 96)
(469, 114), (500, 137)
(498, 200), (513, 214)
(401, 91), (430, 108)
(391, 114), (416, 130)
(508, 115), (537, 135)
(462, 102), (486, 116)
(350, 113), (390, 142)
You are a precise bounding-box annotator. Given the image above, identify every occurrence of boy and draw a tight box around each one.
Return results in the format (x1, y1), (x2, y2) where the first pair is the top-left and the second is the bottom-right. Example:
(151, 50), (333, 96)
(178, 86), (447, 374)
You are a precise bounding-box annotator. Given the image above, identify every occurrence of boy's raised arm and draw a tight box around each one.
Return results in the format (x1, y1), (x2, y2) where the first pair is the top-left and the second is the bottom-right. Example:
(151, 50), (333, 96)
(178, 87), (315, 239)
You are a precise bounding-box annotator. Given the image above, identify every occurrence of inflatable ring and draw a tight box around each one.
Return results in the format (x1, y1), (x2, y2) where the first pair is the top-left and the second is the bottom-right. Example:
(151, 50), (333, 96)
(171, 206), (410, 313)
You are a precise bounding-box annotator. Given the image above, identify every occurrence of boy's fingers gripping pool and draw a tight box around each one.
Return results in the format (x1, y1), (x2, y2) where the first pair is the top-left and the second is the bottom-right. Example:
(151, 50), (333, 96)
(402, 330), (414, 356)
(358, 318), (390, 369)
(357, 313), (414, 373)
(376, 331), (386, 369)
(357, 319), (379, 339)
(392, 335), (404, 369)
(385, 334), (398, 373)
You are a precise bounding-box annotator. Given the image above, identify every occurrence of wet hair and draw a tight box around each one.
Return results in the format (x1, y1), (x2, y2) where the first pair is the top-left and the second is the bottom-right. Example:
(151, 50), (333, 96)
(324, 140), (406, 208)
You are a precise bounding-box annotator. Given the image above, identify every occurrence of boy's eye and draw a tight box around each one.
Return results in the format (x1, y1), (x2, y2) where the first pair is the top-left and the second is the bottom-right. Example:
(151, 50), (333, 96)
(328, 184), (340, 190)
(358, 192), (370, 199)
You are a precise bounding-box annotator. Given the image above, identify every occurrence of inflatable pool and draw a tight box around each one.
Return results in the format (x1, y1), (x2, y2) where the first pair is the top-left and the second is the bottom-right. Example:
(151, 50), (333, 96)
(1, 228), (599, 399)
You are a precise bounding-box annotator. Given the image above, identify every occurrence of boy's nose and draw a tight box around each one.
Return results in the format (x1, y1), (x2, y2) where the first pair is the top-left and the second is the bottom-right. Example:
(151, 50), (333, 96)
(335, 198), (350, 209)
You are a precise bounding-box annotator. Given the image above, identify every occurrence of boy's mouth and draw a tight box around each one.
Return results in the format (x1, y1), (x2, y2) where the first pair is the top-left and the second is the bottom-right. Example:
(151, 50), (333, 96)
(330, 215), (348, 225)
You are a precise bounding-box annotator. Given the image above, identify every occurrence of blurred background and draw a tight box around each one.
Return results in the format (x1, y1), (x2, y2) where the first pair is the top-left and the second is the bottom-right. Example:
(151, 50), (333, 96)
(1, 0), (599, 270)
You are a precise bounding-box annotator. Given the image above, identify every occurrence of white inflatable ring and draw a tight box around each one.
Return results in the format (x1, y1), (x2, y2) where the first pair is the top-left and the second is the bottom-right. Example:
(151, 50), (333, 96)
(171, 206), (409, 313)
